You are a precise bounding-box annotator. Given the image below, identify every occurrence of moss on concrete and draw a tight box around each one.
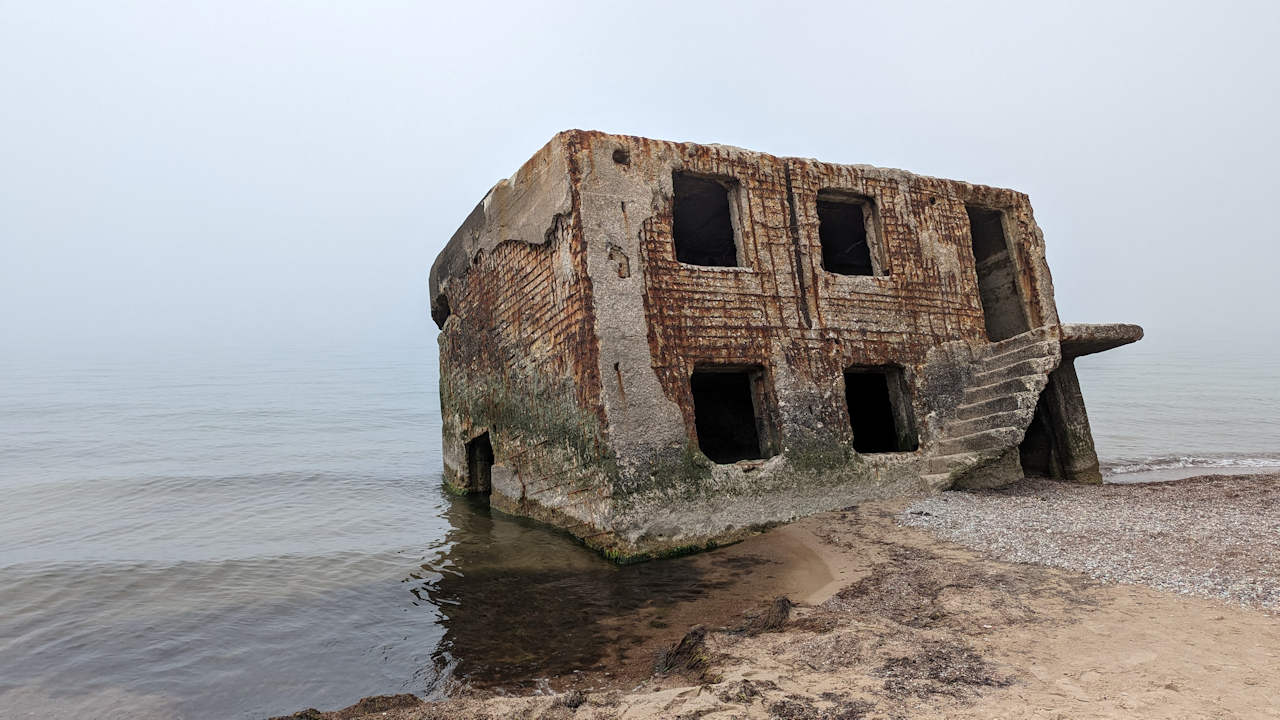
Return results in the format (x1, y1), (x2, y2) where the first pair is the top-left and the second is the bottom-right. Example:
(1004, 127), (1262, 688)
(781, 433), (855, 477)
(441, 368), (612, 470)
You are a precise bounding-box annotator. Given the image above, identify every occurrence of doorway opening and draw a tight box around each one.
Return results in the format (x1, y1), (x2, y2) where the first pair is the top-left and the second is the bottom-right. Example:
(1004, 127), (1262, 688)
(844, 367), (918, 453)
(1019, 386), (1059, 478)
(466, 432), (494, 493)
(690, 367), (778, 463)
(965, 206), (1030, 342)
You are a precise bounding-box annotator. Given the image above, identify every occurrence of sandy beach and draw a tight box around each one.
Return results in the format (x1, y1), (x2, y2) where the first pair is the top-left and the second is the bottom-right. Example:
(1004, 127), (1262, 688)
(280, 473), (1280, 719)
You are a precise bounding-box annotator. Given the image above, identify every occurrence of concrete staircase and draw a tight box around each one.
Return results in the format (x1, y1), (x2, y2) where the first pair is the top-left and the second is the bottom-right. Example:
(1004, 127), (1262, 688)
(921, 326), (1060, 489)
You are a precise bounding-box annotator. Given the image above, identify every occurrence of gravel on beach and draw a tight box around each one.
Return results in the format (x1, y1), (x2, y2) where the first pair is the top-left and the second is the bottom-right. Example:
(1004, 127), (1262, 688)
(899, 473), (1280, 611)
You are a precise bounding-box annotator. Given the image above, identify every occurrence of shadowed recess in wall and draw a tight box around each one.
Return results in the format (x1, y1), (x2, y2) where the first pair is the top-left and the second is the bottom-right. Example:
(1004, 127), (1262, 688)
(689, 367), (780, 464)
(966, 205), (1030, 342)
(466, 432), (493, 493)
(845, 367), (918, 453)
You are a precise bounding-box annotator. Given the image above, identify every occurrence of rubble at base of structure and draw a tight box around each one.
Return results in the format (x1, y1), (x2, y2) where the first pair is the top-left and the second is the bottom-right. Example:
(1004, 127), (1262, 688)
(428, 130), (1142, 562)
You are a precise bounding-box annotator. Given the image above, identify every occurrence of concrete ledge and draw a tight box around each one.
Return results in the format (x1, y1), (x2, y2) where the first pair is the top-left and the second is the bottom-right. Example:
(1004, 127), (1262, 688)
(1060, 323), (1144, 358)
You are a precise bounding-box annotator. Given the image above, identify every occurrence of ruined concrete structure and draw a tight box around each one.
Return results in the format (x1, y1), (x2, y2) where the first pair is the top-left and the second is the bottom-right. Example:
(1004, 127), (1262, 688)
(429, 131), (1141, 561)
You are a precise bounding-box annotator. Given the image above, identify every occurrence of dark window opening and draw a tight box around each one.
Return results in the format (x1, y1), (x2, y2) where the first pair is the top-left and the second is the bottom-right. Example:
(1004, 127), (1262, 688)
(965, 205), (1030, 342)
(690, 367), (777, 463)
(817, 193), (876, 276)
(466, 432), (493, 493)
(672, 173), (738, 267)
(844, 367), (918, 453)
(431, 293), (452, 329)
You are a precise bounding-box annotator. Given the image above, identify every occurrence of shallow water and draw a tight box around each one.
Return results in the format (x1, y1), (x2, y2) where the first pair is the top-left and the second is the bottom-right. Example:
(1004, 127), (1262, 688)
(0, 333), (1276, 718)
(0, 344), (451, 718)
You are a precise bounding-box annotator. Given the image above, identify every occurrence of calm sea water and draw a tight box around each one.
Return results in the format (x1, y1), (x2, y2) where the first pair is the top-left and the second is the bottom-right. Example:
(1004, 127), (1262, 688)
(1077, 336), (1280, 476)
(0, 333), (1276, 718)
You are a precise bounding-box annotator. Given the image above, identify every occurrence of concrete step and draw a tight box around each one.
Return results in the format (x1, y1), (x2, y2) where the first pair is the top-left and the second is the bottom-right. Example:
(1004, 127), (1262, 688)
(948, 409), (1028, 437)
(953, 393), (1025, 419)
(936, 426), (1023, 456)
(920, 472), (954, 491)
(960, 376), (1038, 405)
(971, 356), (1057, 386)
(983, 327), (1050, 356)
(924, 452), (974, 474)
(976, 339), (1059, 369)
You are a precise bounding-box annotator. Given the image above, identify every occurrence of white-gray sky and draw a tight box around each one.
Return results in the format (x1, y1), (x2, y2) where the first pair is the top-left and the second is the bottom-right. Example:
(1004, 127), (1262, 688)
(3, 1), (1277, 357)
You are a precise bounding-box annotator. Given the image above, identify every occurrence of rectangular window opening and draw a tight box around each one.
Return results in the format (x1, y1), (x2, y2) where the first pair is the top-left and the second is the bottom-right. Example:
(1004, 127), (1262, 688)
(690, 367), (777, 463)
(817, 191), (879, 276)
(672, 172), (739, 267)
(466, 432), (494, 493)
(844, 367), (918, 453)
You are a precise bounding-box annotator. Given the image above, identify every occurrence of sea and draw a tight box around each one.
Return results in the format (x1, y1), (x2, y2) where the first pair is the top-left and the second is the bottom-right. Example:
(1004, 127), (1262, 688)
(1, 332), (1277, 719)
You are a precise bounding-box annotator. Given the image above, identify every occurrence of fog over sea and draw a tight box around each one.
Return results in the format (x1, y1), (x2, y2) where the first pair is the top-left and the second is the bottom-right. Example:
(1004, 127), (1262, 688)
(0, 331), (1276, 719)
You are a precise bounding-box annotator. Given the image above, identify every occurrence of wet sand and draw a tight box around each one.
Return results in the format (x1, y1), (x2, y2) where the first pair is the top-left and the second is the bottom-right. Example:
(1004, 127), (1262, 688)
(467, 518), (839, 695)
(281, 473), (1280, 719)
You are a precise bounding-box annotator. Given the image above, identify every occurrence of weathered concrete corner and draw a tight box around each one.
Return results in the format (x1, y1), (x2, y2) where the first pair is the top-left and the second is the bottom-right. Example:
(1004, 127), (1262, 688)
(430, 130), (1141, 561)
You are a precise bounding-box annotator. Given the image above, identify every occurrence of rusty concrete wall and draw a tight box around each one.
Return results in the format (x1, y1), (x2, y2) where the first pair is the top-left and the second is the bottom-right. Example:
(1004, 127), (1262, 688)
(566, 131), (1062, 557)
(435, 130), (1074, 561)
(432, 134), (614, 535)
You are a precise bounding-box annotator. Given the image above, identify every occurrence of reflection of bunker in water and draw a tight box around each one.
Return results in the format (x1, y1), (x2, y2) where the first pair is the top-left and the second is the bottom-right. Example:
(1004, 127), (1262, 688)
(429, 131), (1141, 562)
(423, 494), (781, 688)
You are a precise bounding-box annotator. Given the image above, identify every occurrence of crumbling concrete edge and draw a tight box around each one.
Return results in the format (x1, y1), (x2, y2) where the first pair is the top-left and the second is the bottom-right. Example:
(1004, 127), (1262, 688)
(428, 133), (577, 329)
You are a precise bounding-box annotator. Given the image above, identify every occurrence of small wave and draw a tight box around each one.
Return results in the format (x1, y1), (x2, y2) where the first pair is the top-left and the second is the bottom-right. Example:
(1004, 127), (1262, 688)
(1103, 454), (1280, 475)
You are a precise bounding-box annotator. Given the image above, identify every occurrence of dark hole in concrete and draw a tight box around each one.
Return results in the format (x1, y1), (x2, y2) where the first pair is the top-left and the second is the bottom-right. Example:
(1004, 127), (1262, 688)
(612, 148), (630, 165)
(967, 206), (1007, 262)
(1019, 391), (1056, 478)
(845, 368), (918, 453)
(965, 205), (1030, 342)
(691, 368), (776, 463)
(818, 195), (874, 276)
(466, 432), (493, 493)
(431, 293), (452, 329)
(672, 173), (738, 267)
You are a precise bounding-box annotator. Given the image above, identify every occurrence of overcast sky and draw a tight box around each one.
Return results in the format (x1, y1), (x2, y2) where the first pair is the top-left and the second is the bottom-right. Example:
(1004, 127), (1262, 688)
(2, 1), (1277, 358)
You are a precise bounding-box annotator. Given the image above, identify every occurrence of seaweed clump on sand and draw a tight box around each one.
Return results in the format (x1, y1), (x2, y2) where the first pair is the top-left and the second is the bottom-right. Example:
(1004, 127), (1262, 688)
(876, 640), (1012, 697)
(734, 595), (794, 636)
(653, 625), (713, 680)
(766, 693), (876, 719)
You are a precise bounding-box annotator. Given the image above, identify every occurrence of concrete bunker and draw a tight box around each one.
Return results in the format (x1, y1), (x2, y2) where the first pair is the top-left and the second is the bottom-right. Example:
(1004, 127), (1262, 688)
(430, 131), (1142, 561)
(690, 366), (779, 464)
